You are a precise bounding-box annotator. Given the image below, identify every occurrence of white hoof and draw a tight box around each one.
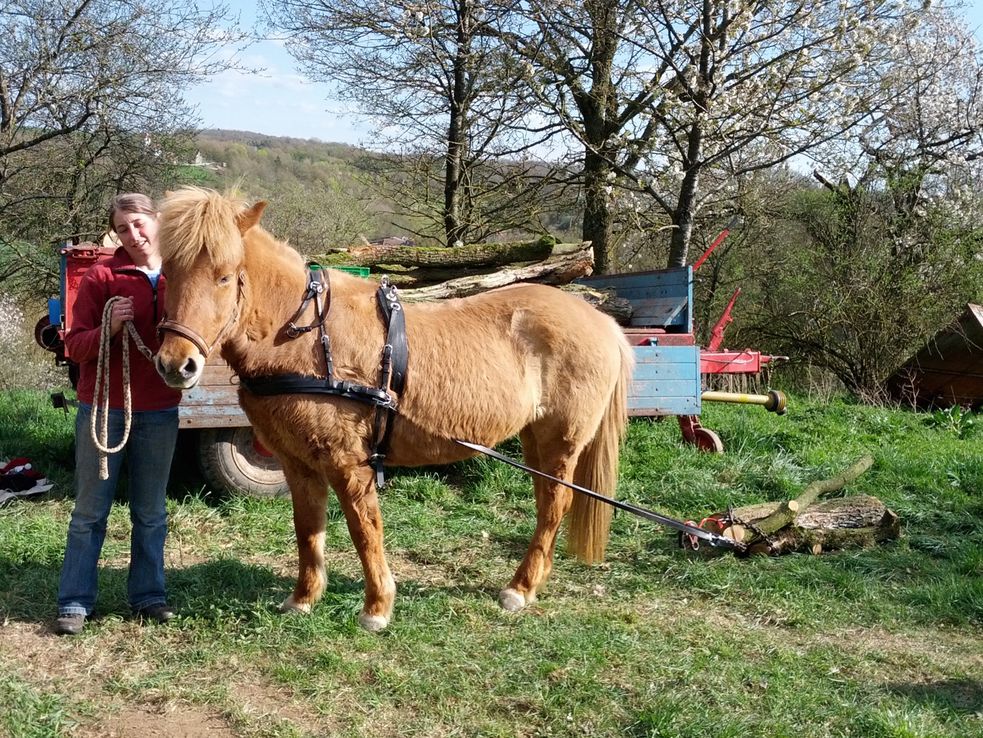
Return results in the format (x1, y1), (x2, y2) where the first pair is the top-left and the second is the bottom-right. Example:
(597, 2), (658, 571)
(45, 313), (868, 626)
(359, 612), (389, 632)
(279, 596), (311, 614)
(498, 588), (528, 612)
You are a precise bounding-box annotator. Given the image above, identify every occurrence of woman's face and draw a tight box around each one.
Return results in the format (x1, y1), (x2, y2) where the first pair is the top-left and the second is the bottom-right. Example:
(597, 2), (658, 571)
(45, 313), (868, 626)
(113, 210), (160, 266)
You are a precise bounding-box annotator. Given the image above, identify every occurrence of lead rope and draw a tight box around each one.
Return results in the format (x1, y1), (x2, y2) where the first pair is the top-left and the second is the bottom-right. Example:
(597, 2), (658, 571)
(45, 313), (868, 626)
(90, 297), (155, 480)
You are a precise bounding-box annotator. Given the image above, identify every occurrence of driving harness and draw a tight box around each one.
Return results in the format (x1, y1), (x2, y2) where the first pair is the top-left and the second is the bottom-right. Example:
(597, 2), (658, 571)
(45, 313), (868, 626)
(237, 265), (408, 488)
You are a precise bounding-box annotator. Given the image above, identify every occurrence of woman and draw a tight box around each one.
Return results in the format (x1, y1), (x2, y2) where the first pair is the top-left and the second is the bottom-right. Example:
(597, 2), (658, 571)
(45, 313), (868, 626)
(54, 193), (182, 636)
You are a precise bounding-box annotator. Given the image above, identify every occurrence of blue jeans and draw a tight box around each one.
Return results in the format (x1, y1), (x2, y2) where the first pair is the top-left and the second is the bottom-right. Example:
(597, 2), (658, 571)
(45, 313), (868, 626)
(57, 404), (179, 617)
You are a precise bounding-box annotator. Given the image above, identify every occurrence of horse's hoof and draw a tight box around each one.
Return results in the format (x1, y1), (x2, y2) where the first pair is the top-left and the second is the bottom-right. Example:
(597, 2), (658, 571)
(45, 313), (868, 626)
(279, 596), (311, 614)
(498, 588), (527, 612)
(359, 612), (389, 632)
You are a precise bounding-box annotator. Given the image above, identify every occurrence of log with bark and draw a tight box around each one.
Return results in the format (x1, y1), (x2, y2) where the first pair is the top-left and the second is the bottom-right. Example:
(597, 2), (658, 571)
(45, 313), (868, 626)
(311, 236), (635, 324)
(399, 245), (595, 301)
(687, 455), (900, 556)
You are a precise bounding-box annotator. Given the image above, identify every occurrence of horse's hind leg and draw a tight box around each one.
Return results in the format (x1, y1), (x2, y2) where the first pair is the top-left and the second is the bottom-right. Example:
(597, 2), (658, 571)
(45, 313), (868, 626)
(499, 429), (576, 612)
(279, 460), (330, 614)
(327, 464), (396, 632)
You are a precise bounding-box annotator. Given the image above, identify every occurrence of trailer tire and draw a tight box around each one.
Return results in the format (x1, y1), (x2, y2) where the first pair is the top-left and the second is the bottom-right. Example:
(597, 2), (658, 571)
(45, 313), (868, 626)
(196, 427), (289, 498)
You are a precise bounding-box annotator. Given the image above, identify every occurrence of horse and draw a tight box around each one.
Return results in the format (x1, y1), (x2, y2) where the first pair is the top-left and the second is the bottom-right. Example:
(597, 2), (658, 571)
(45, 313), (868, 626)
(154, 186), (634, 632)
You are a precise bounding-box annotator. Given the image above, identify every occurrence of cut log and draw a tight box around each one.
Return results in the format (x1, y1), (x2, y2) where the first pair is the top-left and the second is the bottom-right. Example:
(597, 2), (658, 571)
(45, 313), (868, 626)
(739, 455), (874, 537)
(686, 455), (897, 557)
(400, 248), (594, 301)
(560, 284), (634, 324)
(766, 498), (901, 554)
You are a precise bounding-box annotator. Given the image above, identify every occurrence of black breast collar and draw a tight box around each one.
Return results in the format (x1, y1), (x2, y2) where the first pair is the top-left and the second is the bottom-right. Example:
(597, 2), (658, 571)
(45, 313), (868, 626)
(238, 265), (409, 488)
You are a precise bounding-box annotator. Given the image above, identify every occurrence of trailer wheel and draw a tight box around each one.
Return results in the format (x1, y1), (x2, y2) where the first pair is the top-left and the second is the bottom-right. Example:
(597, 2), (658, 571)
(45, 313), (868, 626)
(196, 427), (288, 498)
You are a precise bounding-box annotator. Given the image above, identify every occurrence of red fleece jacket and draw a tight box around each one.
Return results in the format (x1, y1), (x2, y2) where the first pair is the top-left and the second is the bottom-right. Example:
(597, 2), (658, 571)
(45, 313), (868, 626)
(66, 248), (181, 411)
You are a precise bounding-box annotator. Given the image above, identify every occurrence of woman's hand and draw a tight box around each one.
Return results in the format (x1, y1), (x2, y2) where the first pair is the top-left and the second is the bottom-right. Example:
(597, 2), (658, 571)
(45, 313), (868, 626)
(109, 298), (135, 336)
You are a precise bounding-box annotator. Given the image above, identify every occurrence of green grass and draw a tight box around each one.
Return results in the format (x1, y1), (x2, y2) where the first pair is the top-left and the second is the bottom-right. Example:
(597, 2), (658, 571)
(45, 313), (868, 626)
(0, 391), (981, 737)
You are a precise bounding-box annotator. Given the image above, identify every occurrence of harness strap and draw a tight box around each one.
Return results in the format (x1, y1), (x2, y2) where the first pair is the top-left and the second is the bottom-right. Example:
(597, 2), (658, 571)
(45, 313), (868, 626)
(239, 373), (396, 410)
(286, 266), (327, 338)
(368, 277), (409, 487)
(240, 266), (409, 489)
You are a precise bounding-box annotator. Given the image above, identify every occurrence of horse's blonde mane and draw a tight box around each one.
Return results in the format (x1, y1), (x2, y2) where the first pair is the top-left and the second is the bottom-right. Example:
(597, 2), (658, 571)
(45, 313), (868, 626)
(158, 186), (248, 269)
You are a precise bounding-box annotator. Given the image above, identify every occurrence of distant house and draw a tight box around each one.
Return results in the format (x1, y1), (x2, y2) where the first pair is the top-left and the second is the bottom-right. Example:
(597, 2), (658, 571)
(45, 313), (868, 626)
(191, 151), (223, 170)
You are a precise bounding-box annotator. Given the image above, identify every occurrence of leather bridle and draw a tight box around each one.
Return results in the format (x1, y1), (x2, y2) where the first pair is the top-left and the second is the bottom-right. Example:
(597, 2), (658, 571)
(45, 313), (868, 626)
(157, 272), (244, 358)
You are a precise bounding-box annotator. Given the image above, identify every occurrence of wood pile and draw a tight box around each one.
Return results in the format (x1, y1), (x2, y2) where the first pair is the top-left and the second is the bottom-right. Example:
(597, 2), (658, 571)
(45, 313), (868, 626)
(686, 455), (901, 556)
(311, 237), (633, 322)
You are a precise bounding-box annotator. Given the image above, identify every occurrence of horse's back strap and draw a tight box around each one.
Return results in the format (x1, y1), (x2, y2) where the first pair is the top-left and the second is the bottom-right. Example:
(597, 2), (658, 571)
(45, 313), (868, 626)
(239, 373), (397, 411)
(376, 280), (408, 395)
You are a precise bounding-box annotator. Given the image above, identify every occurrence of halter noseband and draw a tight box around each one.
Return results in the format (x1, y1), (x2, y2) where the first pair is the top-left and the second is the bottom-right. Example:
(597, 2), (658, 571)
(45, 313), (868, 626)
(157, 273), (244, 358)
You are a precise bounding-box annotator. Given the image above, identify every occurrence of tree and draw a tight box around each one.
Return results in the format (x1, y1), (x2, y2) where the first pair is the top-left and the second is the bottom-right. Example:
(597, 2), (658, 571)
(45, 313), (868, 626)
(498, 0), (926, 271)
(264, 0), (563, 247)
(734, 6), (983, 397)
(0, 0), (245, 294)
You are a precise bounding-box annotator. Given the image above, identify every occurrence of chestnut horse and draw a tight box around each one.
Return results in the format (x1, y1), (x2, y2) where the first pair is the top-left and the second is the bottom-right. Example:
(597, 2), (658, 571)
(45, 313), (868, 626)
(154, 187), (633, 631)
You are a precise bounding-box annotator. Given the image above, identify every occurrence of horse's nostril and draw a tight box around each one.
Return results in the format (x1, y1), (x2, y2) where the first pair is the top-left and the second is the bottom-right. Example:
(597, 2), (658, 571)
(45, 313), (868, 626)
(182, 357), (199, 379)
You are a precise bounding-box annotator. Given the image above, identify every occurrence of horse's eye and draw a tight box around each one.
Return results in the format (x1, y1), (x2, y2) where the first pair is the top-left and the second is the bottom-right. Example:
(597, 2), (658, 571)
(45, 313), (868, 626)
(218, 274), (233, 286)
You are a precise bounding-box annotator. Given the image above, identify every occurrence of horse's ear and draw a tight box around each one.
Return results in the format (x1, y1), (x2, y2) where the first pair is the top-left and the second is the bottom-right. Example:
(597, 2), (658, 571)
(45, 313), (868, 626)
(236, 201), (267, 234)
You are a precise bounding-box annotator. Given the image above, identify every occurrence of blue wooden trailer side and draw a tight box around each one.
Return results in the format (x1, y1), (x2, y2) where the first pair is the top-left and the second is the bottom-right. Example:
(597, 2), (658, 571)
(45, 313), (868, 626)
(579, 267), (702, 417)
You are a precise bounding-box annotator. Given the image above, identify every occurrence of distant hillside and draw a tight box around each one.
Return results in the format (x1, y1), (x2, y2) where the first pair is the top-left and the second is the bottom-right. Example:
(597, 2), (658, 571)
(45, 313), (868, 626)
(183, 129), (582, 251)
(185, 129), (410, 251)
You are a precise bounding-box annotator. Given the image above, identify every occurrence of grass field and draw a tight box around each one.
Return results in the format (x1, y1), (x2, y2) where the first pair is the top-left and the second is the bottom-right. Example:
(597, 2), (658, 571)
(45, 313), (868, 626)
(0, 389), (980, 737)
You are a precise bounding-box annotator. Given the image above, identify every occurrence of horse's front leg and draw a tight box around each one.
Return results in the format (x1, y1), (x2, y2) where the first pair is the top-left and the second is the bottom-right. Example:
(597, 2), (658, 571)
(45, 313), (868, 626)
(327, 464), (395, 632)
(279, 460), (330, 614)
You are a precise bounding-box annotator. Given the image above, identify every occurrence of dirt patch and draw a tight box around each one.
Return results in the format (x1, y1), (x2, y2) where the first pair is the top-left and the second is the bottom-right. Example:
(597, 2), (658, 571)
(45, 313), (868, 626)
(76, 704), (236, 738)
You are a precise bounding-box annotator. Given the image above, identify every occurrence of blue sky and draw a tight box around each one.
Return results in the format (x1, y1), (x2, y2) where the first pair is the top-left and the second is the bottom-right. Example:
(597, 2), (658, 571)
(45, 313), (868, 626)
(183, 1), (369, 144)
(184, 1), (983, 145)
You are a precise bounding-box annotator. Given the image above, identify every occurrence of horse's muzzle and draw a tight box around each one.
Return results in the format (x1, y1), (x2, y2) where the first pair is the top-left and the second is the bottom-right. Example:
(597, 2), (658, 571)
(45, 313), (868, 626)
(155, 349), (204, 390)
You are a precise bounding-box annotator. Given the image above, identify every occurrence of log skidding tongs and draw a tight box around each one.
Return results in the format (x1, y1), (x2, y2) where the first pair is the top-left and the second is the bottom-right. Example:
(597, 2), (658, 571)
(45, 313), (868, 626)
(455, 440), (746, 553)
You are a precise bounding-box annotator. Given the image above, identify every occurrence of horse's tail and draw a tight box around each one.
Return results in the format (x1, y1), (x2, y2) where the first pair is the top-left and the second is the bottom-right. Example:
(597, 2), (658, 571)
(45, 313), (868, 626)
(566, 332), (633, 564)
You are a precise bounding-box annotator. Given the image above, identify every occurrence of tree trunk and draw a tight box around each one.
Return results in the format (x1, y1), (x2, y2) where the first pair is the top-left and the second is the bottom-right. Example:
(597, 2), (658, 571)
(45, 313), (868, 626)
(668, 125), (703, 268)
(583, 150), (614, 274)
(444, 3), (472, 248)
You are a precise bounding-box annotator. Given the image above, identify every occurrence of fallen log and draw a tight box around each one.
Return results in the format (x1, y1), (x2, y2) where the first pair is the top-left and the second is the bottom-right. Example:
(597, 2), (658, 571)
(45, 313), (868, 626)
(314, 237), (586, 270)
(761, 496), (902, 555)
(688, 455), (900, 556)
(560, 284), (634, 325)
(744, 455), (875, 537)
(400, 248), (594, 301)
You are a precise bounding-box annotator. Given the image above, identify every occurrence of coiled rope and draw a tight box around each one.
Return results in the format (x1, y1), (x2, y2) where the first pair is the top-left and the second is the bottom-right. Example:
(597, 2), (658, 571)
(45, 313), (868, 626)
(90, 296), (155, 480)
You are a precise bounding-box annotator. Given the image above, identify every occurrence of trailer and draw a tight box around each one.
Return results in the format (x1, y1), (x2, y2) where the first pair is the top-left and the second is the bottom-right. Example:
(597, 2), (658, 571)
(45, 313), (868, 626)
(38, 244), (783, 497)
(580, 266), (785, 451)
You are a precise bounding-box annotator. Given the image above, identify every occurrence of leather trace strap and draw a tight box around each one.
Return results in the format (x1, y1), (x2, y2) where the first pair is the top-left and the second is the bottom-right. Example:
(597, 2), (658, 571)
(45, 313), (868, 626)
(239, 265), (409, 489)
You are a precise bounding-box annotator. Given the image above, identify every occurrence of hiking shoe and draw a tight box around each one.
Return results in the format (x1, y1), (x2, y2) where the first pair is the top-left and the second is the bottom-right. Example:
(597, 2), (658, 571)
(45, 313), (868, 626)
(54, 613), (85, 636)
(135, 603), (175, 623)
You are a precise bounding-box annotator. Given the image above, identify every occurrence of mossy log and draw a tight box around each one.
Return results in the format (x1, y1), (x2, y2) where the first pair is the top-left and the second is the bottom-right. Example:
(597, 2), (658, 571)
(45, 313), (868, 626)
(313, 237), (583, 270)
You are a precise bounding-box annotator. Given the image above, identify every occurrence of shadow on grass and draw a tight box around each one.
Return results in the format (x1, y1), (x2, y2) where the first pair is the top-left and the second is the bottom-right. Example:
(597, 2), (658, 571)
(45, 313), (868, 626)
(0, 557), (296, 625)
(888, 678), (983, 715)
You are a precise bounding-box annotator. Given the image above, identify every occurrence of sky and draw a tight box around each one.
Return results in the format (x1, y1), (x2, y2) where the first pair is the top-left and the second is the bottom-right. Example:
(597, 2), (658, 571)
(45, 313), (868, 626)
(184, 0), (983, 146)
(183, 1), (369, 144)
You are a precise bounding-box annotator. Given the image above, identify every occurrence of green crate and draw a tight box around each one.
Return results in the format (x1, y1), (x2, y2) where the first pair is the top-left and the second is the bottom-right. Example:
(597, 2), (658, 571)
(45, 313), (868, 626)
(334, 265), (371, 278)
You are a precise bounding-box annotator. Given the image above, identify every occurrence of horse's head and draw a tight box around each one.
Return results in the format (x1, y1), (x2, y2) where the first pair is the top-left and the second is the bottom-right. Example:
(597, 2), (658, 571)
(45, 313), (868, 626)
(154, 187), (266, 389)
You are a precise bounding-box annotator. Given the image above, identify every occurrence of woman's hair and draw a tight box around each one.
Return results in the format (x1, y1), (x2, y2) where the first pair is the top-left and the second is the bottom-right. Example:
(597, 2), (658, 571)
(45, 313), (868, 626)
(108, 193), (157, 232)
